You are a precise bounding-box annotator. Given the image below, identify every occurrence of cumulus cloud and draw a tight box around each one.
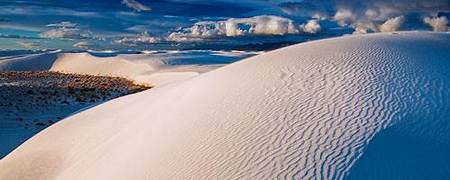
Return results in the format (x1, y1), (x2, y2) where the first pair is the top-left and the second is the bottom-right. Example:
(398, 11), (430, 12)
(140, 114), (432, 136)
(279, 0), (449, 26)
(300, 20), (321, 34)
(126, 25), (148, 32)
(225, 16), (298, 36)
(423, 16), (449, 32)
(16, 41), (38, 48)
(327, 0), (449, 34)
(379, 16), (405, 32)
(121, 0), (151, 12)
(41, 29), (76, 38)
(40, 21), (93, 39)
(167, 21), (223, 42)
(168, 15), (321, 42)
(333, 8), (408, 34)
(73, 41), (91, 49)
(333, 9), (356, 26)
(45, 21), (77, 28)
(352, 25), (369, 35)
(312, 13), (327, 20)
(115, 31), (159, 46)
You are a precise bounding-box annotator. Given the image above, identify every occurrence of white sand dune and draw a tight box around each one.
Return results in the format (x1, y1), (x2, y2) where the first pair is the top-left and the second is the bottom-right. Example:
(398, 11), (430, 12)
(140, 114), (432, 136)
(50, 52), (241, 86)
(0, 50), (60, 71)
(1, 32), (449, 179)
(1, 50), (253, 86)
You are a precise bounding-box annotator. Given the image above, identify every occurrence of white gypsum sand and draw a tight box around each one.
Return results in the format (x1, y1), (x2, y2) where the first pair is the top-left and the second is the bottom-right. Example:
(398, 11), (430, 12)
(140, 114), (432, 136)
(0, 31), (449, 179)
(1, 50), (255, 87)
(0, 50), (60, 71)
(0, 71), (150, 158)
(50, 52), (250, 86)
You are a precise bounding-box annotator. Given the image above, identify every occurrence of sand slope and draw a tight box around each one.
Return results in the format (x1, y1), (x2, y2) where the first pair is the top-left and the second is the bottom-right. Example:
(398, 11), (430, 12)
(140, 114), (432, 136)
(50, 53), (171, 86)
(1, 32), (449, 179)
(50, 51), (255, 86)
(1, 50), (253, 86)
(0, 50), (59, 71)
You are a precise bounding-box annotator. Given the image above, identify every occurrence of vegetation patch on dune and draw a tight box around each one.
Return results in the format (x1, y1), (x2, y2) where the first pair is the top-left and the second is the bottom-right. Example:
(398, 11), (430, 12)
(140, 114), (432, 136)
(0, 71), (150, 158)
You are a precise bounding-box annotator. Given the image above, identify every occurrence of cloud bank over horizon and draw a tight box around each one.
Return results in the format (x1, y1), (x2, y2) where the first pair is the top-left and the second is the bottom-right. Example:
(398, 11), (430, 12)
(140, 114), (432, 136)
(167, 15), (321, 42)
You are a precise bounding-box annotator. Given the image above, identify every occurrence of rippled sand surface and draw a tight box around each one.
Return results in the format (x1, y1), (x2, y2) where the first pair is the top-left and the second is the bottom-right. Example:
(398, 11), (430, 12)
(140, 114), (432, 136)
(1, 32), (449, 180)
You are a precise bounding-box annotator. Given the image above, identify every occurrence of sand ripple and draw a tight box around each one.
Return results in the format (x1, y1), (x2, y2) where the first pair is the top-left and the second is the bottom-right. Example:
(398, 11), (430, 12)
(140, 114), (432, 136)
(1, 32), (449, 180)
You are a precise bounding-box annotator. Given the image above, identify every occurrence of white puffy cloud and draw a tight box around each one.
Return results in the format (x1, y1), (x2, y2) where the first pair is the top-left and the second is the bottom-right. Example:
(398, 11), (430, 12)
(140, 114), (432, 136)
(333, 9), (356, 26)
(334, 9), (376, 34)
(333, 8), (407, 34)
(126, 25), (147, 32)
(364, 9), (379, 20)
(330, 0), (450, 34)
(226, 16), (299, 36)
(423, 16), (449, 32)
(16, 41), (38, 48)
(121, 0), (151, 12)
(45, 21), (77, 28)
(352, 25), (370, 35)
(167, 15), (315, 42)
(300, 20), (321, 34)
(379, 16), (405, 32)
(73, 41), (91, 49)
(115, 31), (159, 46)
(312, 13), (328, 20)
(41, 29), (78, 38)
(40, 21), (93, 39)
(350, 20), (388, 34)
(166, 21), (225, 42)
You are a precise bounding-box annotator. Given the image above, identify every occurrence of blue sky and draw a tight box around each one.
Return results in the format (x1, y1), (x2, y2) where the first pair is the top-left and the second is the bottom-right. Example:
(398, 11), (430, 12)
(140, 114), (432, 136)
(0, 0), (448, 50)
